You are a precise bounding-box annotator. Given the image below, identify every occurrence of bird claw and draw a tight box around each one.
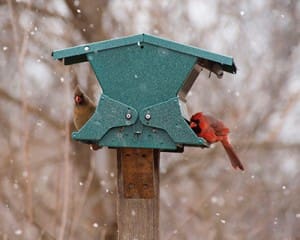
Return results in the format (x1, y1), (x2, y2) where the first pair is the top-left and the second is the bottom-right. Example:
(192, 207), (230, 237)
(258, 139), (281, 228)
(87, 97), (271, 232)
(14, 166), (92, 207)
(90, 144), (102, 151)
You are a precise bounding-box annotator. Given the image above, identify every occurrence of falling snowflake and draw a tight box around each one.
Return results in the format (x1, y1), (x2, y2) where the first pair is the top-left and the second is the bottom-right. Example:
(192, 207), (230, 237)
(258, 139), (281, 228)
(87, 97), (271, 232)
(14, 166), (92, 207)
(93, 222), (99, 228)
(14, 229), (22, 235)
(131, 210), (136, 216)
(220, 219), (226, 224)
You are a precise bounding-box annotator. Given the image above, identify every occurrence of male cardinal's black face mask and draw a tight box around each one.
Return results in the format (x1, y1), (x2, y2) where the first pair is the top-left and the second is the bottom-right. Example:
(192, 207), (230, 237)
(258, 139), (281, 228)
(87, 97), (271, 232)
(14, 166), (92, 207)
(190, 120), (201, 134)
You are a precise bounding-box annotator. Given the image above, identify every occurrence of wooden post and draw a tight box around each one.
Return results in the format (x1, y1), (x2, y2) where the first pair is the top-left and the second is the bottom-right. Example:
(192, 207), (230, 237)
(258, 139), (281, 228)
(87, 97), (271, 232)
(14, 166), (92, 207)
(117, 148), (160, 240)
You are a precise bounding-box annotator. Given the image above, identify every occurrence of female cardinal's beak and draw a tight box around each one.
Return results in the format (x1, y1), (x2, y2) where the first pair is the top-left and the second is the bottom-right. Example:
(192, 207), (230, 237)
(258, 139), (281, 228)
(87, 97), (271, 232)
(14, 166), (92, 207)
(75, 95), (82, 104)
(190, 121), (197, 128)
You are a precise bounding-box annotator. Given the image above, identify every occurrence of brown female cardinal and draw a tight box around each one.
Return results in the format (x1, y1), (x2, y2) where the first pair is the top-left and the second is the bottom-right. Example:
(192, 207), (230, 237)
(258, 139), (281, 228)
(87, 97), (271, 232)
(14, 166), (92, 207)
(190, 112), (244, 170)
(73, 85), (101, 150)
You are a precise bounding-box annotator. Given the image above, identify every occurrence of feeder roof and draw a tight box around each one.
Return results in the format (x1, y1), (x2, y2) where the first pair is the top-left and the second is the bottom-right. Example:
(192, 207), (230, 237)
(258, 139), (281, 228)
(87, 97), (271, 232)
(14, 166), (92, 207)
(52, 33), (236, 73)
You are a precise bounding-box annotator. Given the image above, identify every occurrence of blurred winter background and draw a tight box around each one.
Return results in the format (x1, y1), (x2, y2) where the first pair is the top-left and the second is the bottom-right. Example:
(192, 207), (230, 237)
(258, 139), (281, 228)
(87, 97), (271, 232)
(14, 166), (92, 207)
(0, 0), (299, 239)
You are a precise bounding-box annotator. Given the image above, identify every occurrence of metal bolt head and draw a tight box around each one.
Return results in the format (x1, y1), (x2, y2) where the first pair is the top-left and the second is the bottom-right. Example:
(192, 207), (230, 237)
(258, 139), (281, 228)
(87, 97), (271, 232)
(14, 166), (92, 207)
(145, 113), (151, 120)
(125, 113), (132, 120)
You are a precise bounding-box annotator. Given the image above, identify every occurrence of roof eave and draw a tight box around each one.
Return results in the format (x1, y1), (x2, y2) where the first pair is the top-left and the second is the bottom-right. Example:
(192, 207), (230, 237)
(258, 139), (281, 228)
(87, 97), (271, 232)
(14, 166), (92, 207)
(52, 33), (236, 73)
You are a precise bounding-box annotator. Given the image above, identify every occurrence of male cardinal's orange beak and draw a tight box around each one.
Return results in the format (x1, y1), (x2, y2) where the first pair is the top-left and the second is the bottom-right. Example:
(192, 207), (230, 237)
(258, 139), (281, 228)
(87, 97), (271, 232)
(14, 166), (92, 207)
(190, 121), (197, 128)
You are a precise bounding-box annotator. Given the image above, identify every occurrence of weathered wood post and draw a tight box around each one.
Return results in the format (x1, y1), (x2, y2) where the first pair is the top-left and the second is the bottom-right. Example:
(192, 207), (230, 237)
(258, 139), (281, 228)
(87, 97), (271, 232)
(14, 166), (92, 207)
(117, 148), (159, 239)
(52, 33), (236, 239)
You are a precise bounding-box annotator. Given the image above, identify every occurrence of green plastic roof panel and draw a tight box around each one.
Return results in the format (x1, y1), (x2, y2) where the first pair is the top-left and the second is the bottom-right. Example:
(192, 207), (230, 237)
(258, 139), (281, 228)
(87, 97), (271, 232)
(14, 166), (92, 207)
(52, 33), (236, 73)
(52, 33), (237, 151)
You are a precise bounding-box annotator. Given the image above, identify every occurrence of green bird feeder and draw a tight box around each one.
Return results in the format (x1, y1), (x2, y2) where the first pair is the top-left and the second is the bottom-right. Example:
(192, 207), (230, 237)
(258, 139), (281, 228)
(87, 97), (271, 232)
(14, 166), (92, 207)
(52, 34), (237, 239)
(52, 33), (236, 152)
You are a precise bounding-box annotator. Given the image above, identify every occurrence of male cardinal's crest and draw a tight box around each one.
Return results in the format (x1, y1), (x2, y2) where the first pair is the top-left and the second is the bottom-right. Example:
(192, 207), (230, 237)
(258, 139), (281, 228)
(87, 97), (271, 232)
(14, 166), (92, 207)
(190, 112), (244, 171)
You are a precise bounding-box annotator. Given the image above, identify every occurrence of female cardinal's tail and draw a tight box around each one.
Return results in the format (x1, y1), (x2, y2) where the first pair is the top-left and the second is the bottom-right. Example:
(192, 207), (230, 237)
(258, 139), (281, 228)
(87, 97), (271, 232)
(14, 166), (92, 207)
(221, 139), (244, 171)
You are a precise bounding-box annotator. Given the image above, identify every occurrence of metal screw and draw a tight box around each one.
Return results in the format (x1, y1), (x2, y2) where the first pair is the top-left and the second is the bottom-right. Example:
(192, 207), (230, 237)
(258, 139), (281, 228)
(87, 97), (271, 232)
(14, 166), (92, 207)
(125, 113), (132, 120)
(145, 113), (151, 120)
(137, 41), (144, 48)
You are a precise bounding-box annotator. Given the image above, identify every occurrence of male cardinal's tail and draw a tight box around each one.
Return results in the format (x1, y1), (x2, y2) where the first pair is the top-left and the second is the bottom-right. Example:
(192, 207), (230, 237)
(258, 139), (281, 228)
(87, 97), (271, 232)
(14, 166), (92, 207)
(221, 139), (244, 171)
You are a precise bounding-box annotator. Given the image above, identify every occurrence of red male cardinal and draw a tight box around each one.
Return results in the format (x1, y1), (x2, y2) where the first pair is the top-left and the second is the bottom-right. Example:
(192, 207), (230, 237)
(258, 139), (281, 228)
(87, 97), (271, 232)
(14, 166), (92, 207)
(73, 85), (101, 150)
(190, 112), (244, 170)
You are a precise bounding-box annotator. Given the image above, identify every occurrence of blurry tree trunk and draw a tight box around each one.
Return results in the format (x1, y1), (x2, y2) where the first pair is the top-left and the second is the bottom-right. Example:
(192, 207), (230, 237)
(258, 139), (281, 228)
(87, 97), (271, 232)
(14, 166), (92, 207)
(63, 2), (118, 239)
(65, 0), (109, 42)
